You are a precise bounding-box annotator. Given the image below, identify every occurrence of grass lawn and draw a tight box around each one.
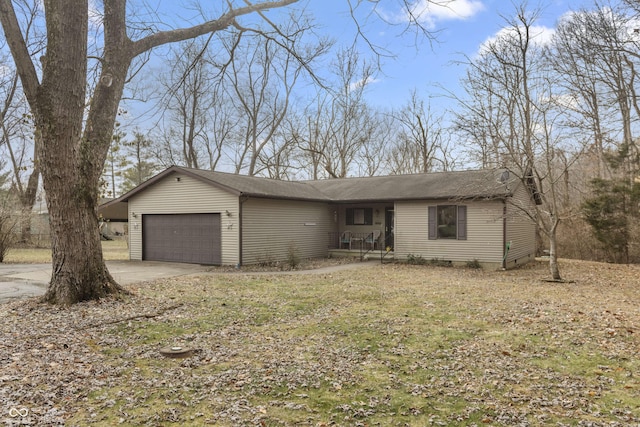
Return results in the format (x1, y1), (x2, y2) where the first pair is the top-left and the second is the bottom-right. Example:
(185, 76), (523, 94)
(1, 259), (639, 426)
(3, 239), (129, 263)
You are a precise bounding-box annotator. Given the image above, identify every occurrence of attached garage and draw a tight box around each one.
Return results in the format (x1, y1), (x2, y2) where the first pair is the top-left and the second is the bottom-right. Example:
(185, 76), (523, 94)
(142, 213), (221, 265)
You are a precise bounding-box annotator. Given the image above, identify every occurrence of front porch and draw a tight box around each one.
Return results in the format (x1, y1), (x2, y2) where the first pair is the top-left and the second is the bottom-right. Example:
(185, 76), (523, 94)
(327, 231), (394, 262)
(325, 203), (395, 262)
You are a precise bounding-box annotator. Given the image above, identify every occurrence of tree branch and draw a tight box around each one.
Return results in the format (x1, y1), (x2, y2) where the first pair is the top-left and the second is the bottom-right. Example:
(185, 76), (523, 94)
(0, 0), (40, 108)
(130, 0), (299, 58)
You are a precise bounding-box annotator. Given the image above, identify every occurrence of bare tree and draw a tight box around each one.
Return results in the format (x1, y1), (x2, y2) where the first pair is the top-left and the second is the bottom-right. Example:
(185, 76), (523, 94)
(223, 20), (328, 176)
(290, 93), (338, 180)
(453, 71), (504, 168)
(0, 0), (43, 242)
(158, 39), (219, 169)
(565, 3), (640, 184)
(258, 125), (299, 179)
(327, 48), (378, 178)
(359, 109), (393, 176)
(203, 80), (235, 171)
(294, 48), (379, 179)
(388, 90), (454, 174)
(456, 4), (587, 280)
(545, 7), (617, 179)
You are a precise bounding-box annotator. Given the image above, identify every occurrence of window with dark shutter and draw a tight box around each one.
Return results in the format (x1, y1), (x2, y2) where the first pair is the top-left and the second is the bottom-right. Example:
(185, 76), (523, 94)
(346, 208), (373, 225)
(429, 205), (467, 240)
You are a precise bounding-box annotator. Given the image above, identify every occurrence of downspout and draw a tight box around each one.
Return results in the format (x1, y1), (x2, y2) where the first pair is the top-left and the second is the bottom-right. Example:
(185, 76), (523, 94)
(502, 200), (508, 270)
(238, 195), (249, 267)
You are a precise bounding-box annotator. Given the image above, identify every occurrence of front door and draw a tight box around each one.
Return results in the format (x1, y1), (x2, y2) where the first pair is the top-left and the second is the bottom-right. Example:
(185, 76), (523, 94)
(384, 207), (394, 250)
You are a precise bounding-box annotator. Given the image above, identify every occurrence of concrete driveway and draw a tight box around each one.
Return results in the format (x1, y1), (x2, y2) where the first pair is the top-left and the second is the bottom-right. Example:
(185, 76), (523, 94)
(0, 261), (210, 303)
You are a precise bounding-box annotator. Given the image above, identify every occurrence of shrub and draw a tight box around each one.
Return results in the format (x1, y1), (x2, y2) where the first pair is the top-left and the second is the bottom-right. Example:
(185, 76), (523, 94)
(465, 259), (482, 269)
(406, 254), (427, 265)
(257, 253), (277, 267)
(0, 204), (17, 263)
(428, 258), (452, 267)
(287, 242), (300, 269)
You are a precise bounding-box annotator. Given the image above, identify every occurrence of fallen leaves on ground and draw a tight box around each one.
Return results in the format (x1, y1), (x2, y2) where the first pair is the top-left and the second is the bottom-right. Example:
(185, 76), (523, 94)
(1, 258), (639, 426)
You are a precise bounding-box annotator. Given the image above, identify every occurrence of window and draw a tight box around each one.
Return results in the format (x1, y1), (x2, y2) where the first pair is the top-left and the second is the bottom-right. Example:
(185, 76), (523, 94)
(428, 205), (467, 240)
(346, 208), (373, 225)
(437, 205), (457, 239)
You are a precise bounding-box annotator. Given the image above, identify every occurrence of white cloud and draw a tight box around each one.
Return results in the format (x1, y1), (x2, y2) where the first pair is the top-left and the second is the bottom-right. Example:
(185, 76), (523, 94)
(477, 24), (555, 56)
(349, 76), (380, 92)
(405, 0), (485, 28)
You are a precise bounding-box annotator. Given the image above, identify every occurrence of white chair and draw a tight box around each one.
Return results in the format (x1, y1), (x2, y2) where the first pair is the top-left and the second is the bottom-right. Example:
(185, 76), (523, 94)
(340, 231), (352, 249)
(365, 230), (381, 249)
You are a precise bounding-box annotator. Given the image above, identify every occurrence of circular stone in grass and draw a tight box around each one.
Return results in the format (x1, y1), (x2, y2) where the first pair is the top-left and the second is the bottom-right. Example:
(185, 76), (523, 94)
(159, 346), (194, 359)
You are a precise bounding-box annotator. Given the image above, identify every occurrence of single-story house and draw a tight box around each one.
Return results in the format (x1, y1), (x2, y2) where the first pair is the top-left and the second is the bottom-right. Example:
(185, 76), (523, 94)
(100, 165), (539, 269)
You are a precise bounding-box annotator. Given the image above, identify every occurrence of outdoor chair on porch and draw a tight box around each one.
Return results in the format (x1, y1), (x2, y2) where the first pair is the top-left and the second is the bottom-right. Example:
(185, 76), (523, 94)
(365, 230), (381, 250)
(340, 231), (352, 249)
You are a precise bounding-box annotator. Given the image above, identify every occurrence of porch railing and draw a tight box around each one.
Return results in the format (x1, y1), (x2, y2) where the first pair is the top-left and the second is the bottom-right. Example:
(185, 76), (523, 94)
(328, 232), (394, 263)
(328, 232), (381, 250)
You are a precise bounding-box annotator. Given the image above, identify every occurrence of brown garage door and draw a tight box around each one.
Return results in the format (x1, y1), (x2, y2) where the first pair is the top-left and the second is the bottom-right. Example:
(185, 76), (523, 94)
(142, 213), (221, 265)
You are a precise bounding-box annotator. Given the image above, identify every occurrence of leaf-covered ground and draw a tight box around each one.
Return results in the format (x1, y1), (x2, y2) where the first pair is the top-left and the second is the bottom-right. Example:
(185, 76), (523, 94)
(1, 259), (639, 426)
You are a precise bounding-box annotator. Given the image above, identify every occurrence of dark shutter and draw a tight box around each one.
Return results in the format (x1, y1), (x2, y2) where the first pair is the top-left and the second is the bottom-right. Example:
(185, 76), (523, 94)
(346, 208), (373, 225)
(457, 205), (467, 240)
(346, 208), (354, 225)
(365, 208), (373, 225)
(428, 206), (437, 240)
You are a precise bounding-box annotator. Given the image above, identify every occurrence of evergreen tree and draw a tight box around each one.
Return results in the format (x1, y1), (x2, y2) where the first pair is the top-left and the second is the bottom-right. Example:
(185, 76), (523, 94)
(120, 132), (157, 193)
(101, 126), (127, 198)
(582, 143), (640, 263)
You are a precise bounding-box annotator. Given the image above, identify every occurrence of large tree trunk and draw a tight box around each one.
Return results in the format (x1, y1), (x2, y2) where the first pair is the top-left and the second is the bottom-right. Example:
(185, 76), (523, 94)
(43, 189), (121, 304)
(35, 0), (128, 304)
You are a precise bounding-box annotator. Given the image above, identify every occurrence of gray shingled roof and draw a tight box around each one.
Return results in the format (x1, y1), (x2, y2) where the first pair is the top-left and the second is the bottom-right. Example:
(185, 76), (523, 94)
(112, 166), (516, 204)
(306, 169), (514, 202)
(185, 168), (329, 200)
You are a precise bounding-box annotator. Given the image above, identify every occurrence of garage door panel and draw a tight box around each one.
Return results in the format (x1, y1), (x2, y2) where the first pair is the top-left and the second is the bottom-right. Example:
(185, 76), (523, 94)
(142, 214), (221, 265)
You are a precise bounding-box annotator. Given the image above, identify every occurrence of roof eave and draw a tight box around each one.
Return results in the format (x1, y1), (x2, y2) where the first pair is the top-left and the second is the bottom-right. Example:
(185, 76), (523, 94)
(239, 192), (331, 203)
(328, 193), (511, 204)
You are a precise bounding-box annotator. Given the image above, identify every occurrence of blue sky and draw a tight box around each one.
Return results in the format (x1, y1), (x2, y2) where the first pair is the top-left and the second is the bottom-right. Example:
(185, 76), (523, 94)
(122, 0), (601, 125)
(302, 0), (597, 111)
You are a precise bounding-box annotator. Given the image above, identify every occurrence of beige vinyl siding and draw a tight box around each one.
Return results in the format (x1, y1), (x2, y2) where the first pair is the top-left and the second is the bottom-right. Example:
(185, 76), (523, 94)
(395, 200), (504, 265)
(242, 198), (331, 264)
(128, 173), (239, 265)
(505, 183), (537, 266)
